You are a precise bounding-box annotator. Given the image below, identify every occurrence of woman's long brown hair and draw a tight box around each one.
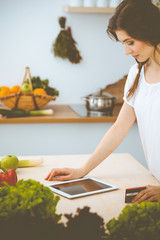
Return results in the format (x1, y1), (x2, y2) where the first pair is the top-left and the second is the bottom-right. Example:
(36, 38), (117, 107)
(107, 0), (160, 100)
(127, 62), (143, 99)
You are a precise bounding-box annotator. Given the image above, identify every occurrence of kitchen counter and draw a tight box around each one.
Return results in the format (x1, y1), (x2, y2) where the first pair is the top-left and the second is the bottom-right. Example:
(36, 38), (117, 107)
(0, 104), (119, 124)
(16, 153), (160, 223)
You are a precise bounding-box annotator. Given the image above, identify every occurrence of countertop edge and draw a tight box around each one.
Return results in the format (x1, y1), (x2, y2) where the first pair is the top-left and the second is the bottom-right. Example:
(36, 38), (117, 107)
(0, 104), (118, 124)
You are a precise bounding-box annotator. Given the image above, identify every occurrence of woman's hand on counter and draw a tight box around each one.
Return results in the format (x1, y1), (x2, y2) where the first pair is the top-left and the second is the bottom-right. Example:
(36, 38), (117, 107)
(132, 185), (160, 203)
(44, 167), (85, 181)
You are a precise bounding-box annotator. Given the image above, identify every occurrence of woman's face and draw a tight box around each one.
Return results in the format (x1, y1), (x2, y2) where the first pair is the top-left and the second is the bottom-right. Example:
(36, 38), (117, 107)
(115, 29), (154, 62)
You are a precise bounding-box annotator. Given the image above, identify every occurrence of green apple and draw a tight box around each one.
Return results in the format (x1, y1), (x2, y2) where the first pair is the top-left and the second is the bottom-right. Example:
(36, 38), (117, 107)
(1, 155), (19, 170)
(21, 83), (31, 93)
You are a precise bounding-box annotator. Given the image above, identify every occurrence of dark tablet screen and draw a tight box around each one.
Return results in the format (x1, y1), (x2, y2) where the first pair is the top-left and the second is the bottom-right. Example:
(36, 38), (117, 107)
(51, 179), (111, 195)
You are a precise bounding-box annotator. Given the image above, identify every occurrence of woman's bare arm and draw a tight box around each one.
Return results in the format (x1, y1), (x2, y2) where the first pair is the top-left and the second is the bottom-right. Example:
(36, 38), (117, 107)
(45, 102), (136, 181)
(81, 102), (136, 175)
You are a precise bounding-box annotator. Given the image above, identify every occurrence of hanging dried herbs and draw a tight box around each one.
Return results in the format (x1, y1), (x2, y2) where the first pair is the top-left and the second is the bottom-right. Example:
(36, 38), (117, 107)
(53, 17), (82, 64)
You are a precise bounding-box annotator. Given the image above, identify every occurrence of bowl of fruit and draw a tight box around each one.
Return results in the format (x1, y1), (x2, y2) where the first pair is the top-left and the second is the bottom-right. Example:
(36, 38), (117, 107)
(0, 67), (59, 110)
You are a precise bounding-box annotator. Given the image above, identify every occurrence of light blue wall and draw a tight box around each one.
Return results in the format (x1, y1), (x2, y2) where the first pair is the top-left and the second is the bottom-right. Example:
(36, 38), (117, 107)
(0, 1), (147, 169)
(0, 0), (134, 104)
(0, 122), (147, 169)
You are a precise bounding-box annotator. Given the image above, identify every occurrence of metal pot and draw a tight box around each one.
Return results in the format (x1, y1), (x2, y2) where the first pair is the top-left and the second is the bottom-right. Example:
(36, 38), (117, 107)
(81, 91), (117, 114)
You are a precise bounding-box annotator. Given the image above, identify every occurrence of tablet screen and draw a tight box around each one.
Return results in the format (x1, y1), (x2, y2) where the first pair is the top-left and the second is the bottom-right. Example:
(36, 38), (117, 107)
(53, 179), (111, 195)
(47, 177), (119, 199)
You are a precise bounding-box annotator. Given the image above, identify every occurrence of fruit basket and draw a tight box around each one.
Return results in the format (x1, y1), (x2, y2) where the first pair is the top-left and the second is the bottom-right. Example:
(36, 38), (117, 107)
(0, 67), (56, 110)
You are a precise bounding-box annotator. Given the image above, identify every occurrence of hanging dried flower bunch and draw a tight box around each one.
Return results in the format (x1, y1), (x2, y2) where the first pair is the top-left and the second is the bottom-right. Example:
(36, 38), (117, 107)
(53, 17), (82, 64)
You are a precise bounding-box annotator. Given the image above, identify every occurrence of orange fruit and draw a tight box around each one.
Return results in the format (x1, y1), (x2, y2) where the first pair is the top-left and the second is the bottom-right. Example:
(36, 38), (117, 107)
(10, 85), (21, 94)
(0, 86), (10, 97)
(33, 88), (47, 95)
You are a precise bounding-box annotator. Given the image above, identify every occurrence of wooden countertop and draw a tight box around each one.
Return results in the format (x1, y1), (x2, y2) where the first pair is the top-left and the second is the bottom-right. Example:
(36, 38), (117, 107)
(16, 153), (160, 223)
(0, 104), (118, 124)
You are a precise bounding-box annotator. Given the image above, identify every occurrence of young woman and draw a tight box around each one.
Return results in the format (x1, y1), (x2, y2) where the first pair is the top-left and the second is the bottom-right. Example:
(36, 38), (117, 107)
(45, 0), (160, 202)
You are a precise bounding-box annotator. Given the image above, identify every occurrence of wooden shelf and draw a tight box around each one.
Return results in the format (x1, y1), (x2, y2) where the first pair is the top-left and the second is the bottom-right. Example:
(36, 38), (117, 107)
(62, 6), (115, 14)
(0, 105), (118, 124)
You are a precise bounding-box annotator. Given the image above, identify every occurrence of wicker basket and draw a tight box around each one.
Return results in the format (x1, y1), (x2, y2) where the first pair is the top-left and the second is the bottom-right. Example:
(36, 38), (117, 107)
(0, 67), (56, 110)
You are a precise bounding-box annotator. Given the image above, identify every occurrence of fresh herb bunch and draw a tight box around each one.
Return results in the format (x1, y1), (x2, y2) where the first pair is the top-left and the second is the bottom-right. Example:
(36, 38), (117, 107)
(0, 179), (61, 222)
(26, 76), (59, 96)
(106, 201), (160, 240)
(53, 17), (82, 64)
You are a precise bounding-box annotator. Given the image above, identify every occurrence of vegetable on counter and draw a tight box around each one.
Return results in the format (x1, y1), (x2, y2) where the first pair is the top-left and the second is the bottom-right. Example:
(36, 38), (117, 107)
(0, 168), (17, 187)
(0, 179), (61, 221)
(0, 155), (44, 169)
(0, 108), (53, 118)
(18, 158), (44, 168)
(65, 206), (107, 240)
(106, 201), (160, 240)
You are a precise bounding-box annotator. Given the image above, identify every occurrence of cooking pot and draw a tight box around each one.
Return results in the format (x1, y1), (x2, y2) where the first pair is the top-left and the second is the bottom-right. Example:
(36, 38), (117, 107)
(81, 91), (117, 114)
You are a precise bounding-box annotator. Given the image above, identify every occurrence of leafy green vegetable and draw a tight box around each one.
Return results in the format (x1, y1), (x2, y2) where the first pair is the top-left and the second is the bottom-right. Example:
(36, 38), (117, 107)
(106, 201), (160, 240)
(0, 179), (61, 222)
(0, 215), (65, 240)
(65, 206), (107, 240)
(0, 108), (54, 118)
(0, 206), (108, 240)
(26, 76), (59, 96)
(0, 109), (29, 118)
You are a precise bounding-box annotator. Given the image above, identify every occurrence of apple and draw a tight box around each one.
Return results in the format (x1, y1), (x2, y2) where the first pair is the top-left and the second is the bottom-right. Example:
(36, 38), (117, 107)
(1, 155), (19, 170)
(21, 83), (31, 93)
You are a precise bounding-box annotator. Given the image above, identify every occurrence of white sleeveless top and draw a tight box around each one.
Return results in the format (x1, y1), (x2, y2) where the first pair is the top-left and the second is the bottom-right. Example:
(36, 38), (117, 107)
(123, 63), (160, 181)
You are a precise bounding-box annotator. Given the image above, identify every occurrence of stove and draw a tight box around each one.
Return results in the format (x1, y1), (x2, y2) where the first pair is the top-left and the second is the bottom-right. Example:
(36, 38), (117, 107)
(69, 104), (112, 117)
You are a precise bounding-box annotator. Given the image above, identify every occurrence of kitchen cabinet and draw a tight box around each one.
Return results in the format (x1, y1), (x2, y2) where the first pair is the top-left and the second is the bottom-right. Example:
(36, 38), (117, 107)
(62, 6), (115, 13)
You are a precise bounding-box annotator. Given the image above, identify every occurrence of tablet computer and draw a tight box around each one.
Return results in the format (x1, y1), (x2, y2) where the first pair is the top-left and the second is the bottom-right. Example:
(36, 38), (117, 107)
(47, 177), (119, 199)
